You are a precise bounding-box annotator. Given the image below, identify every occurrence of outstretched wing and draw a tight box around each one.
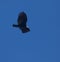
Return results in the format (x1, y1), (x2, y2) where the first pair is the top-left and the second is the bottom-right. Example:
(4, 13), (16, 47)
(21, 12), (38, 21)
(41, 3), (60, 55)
(13, 24), (19, 27)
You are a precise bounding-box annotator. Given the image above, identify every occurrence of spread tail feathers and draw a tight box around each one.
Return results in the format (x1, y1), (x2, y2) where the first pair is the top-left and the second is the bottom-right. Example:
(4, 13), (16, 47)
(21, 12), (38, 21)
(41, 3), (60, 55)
(13, 24), (19, 27)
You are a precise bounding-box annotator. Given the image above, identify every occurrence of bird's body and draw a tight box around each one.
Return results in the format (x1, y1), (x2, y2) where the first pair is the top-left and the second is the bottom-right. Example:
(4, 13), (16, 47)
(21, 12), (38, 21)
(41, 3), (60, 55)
(13, 12), (30, 33)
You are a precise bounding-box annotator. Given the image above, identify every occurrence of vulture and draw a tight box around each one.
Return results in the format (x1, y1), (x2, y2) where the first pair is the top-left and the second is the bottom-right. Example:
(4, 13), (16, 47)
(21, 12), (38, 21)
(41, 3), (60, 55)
(13, 12), (30, 33)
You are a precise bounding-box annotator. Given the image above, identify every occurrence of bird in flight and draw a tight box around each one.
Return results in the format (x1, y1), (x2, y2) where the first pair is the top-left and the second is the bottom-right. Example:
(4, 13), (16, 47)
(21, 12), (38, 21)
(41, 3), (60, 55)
(13, 11), (30, 33)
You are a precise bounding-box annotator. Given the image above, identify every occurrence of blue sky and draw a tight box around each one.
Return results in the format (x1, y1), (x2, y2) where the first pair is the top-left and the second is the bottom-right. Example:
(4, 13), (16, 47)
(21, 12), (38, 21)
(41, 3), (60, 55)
(0, 0), (60, 62)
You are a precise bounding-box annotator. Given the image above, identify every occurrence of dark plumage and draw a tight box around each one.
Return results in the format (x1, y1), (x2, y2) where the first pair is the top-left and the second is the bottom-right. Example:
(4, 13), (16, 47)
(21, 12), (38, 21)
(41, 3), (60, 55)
(13, 12), (30, 33)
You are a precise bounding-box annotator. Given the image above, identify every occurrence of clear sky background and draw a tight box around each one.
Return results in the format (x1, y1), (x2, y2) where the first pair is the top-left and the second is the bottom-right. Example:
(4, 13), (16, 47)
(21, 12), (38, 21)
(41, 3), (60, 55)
(0, 0), (60, 62)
